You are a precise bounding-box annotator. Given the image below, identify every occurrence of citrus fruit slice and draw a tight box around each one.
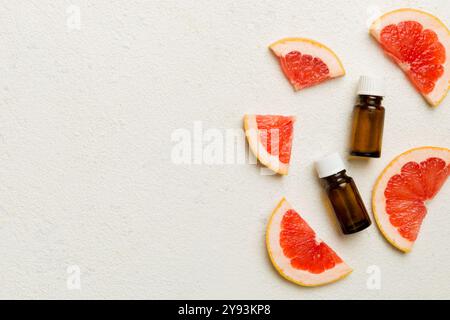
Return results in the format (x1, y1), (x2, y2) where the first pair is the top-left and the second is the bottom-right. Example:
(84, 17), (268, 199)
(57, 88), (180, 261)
(266, 198), (352, 287)
(244, 114), (295, 175)
(372, 147), (450, 252)
(269, 38), (345, 91)
(370, 8), (450, 106)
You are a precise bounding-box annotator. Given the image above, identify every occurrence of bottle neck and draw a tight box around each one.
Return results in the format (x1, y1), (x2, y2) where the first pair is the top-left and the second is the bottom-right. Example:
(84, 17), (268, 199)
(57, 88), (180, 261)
(321, 170), (350, 188)
(357, 95), (383, 107)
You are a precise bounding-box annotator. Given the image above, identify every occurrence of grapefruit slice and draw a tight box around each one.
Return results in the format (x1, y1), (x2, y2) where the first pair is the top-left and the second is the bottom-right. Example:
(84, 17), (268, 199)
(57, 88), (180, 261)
(269, 38), (345, 91)
(370, 8), (450, 106)
(266, 198), (352, 287)
(372, 147), (450, 252)
(244, 114), (295, 175)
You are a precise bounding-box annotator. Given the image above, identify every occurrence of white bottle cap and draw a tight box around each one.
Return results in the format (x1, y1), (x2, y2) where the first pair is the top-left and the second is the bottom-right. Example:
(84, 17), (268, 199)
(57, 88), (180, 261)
(315, 153), (346, 178)
(357, 75), (385, 97)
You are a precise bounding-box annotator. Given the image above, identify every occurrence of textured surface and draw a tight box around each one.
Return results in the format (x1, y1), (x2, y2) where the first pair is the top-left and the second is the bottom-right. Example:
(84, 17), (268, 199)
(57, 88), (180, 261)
(0, 0), (449, 299)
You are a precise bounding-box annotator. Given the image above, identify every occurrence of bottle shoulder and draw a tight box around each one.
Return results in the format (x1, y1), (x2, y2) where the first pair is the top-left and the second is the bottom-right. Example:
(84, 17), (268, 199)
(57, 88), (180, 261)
(355, 103), (385, 111)
(322, 171), (353, 189)
(356, 95), (384, 109)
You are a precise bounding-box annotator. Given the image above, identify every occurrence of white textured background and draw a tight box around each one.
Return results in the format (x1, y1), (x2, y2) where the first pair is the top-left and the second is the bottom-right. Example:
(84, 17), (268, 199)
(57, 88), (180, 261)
(0, 0), (449, 299)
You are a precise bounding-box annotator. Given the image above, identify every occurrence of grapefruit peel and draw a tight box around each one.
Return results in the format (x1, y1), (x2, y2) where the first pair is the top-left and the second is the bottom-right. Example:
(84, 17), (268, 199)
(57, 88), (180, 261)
(266, 198), (352, 287)
(269, 38), (345, 91)
(372, 146), (450, 253)
(244, 114), (295, 175)
(370, 8), (450, 106)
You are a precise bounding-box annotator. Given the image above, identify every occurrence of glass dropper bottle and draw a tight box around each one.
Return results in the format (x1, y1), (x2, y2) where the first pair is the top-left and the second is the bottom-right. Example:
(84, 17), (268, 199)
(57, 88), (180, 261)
(316, 153), (371, 234)
(350, 76), (385, 158)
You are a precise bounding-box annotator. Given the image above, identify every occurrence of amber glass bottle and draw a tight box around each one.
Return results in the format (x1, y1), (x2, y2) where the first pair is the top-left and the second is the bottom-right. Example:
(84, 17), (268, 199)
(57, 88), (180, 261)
(316, 153), (371, 234)
(350, 76), (385, 158)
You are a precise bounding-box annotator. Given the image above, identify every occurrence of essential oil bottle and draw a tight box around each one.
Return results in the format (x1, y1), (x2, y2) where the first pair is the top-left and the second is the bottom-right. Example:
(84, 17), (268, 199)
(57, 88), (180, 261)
(350, 76), (385, 158)
(316, 153), (371, 234)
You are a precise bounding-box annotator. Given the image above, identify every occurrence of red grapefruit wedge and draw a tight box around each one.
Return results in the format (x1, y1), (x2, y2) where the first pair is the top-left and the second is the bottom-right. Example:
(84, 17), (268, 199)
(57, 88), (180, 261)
(266, 198), (352, 287)
(370, 8), (450, 106)
(372, 147), (450, 252)
(269, 38), (345, 91)
(244, 114), (295, 175)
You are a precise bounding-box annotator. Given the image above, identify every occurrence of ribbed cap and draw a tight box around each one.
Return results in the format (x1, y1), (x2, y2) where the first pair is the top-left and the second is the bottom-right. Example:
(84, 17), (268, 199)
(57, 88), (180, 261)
(357, 75), (385, 97)
(315, 153), (346, 178)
